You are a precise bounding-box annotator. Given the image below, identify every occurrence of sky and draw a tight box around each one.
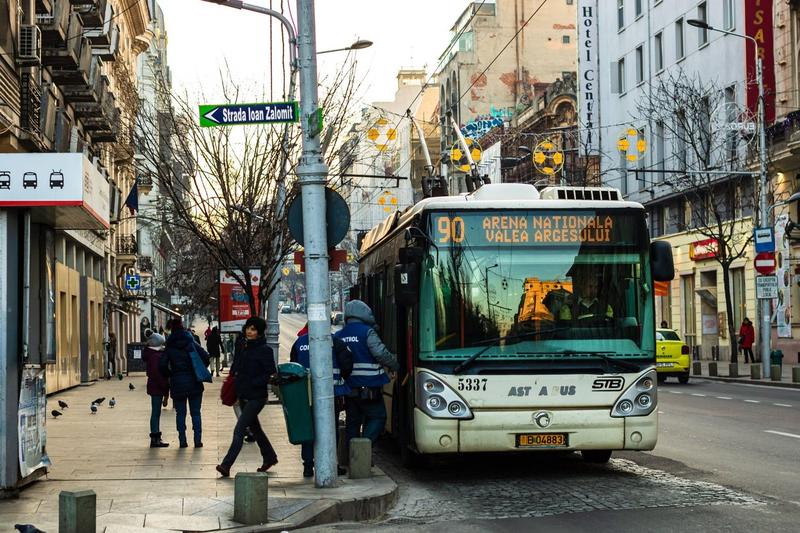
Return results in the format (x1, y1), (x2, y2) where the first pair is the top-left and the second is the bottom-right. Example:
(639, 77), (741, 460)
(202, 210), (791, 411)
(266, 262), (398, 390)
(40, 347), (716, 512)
(158, 0), (475, 107)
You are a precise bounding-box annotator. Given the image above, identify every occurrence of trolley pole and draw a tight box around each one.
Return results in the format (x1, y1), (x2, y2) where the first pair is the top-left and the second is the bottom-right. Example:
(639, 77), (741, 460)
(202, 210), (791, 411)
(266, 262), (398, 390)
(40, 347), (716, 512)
(296, 0), (337, 488)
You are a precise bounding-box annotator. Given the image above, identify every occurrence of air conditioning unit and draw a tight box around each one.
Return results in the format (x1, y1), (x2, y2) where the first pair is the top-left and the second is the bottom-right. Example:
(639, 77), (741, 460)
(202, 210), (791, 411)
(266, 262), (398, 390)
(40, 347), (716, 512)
(18, 25), (41, 65)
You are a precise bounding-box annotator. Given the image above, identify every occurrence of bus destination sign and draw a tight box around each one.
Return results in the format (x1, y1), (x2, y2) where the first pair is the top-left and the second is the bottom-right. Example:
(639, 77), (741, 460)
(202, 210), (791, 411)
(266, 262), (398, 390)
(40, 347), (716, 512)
(433, 212), (637, 246)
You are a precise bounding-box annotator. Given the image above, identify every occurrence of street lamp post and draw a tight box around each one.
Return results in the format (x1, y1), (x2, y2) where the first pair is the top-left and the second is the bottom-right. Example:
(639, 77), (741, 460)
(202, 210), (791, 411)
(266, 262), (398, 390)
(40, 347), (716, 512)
(687, 19), (770, 377)
(317, 39), (373, 55)
(201, 0), (340, 488)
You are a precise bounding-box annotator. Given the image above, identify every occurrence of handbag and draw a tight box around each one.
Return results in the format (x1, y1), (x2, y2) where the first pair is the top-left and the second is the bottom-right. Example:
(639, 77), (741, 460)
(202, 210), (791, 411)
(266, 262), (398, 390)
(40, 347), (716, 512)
(737, 335), (745, 346)
(189, 347), (213, 383)
(220, 373), (237, 406)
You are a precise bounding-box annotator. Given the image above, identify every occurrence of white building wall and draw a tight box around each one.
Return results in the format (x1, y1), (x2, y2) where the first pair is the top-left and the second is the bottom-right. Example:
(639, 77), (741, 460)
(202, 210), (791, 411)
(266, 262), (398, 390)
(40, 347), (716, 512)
(596, 0), (747, 202)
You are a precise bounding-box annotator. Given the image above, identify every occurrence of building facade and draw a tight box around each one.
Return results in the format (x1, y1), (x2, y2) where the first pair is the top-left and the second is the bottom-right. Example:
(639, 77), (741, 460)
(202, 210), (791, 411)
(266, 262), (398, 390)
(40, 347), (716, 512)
(593, 0), (771, 361)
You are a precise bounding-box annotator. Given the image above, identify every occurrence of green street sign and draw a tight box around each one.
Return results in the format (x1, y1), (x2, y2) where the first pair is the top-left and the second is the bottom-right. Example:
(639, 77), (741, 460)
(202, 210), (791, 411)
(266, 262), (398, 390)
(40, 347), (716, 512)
(199, 102), (299, 127)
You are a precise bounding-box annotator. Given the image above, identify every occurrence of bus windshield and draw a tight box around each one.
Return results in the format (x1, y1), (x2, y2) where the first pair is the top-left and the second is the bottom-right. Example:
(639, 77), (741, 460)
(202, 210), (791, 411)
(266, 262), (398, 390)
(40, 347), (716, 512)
(419, 210), (655, 363)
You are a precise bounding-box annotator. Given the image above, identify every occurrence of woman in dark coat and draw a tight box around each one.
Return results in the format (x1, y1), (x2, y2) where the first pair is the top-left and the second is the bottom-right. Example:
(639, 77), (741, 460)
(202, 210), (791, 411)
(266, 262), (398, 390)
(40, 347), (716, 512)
(216, 316), (278, 477)
(207, 326), (223, 377)
(143, 330), (169, 447)
(160, 318), (210, 448)
(738, 317), (756, 364)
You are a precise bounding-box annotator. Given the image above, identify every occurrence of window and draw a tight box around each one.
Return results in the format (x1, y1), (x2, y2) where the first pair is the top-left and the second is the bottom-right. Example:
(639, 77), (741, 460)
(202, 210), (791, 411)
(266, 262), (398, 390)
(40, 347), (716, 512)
(665, 201), (684, 234)
(635, 45), (644, 84)
(637, 128), (646, 177)
(732, 267), (746, 329)
(681, 275), (696, 344)
(618, 57), (626, 93)
(675, 18), (684, 59)
(723, 0), (735, 31)
(698, 2), (708, 46)
(655, 120), (665, 173)
(657, 279), (672, 329)
(649, 206), (664, 237)
(654, 32), (663, 71)
(618, 0), (624, 30)
(635, 0), (642, 18)
(562, 35), (570, 44)
(675, 110), (687, 171)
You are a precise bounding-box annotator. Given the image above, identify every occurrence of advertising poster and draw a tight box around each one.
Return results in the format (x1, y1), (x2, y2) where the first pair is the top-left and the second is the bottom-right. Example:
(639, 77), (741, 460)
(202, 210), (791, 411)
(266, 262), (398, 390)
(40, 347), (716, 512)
(775, 213), (792, 338)
(18, 367), (50, 478)
(219, 269), (261, 333)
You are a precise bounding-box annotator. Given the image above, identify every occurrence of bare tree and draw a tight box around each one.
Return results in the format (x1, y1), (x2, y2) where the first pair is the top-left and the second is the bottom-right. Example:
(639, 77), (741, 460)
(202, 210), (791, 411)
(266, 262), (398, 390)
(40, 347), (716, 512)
(133, 62), (362, 316)
(638, 72), (758, 362)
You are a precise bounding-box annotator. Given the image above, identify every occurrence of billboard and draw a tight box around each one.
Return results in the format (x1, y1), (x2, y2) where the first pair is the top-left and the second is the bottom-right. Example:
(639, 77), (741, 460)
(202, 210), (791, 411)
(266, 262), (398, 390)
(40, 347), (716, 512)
(0, 153), (109, 229)
(218, 269), (261, 333)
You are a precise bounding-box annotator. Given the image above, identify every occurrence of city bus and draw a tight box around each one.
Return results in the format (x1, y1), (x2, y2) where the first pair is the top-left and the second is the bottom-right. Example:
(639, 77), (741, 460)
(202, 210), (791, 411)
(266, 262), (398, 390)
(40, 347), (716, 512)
(353, 183), (674, 464)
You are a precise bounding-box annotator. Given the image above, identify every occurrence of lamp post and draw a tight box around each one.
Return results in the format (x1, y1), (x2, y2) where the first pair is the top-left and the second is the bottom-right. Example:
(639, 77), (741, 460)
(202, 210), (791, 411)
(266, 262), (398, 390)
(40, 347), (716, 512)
(687, 18), (770, 377)
(317, 39), (373, 55)
(201, 0), (340, 488)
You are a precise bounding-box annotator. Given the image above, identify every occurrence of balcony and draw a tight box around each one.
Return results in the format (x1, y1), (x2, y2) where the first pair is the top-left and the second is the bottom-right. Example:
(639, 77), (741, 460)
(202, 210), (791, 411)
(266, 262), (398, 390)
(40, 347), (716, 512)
(36, 0), (70, 46)
(87, 105), (120, 144)
(136, 174), (153, 194)
(42, 13), (88, 72)
(91, 23), (119, 61)
(138, 255), (153, 273)
(116, 235), (137, 265)
(62, 57), (104, 105)
(75, 0), (108, 27)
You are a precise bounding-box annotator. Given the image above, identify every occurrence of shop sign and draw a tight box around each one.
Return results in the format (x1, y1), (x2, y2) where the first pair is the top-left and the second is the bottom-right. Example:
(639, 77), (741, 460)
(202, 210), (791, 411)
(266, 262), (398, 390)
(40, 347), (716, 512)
(689, 238), (718, 261)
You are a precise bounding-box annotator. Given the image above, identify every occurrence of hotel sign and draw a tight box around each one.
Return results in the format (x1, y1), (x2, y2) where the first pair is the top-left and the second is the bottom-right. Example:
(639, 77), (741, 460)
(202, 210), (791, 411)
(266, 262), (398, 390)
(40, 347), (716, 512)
(578, 0), (599, 154)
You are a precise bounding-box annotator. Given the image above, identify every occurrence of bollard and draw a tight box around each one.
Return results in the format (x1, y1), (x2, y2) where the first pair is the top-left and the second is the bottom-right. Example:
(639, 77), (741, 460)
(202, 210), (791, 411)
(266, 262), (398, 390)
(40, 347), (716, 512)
(349, 438), (372, 479)
(728, 363), (739, 378)
(234, 472), (269, 525)
(693, 361), (702, 375)
(708, 362), (718, 377)
(751, 365), (762, 380)
(793, 367), (800, 384)
(59, 490), (96, 533)
(337, 425), (348, 467)
(771, 365), (782, 382)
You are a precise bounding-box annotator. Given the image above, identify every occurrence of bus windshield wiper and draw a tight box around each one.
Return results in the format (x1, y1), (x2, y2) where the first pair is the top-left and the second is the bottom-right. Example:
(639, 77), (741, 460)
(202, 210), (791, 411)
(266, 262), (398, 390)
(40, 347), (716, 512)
(557, 350), (641, 372)
(454, 327), (572, 374)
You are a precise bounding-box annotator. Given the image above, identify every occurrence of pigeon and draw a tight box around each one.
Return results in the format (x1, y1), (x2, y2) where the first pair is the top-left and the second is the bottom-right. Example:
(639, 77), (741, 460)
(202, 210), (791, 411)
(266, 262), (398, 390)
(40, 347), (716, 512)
(15, 524), (46, 533)
(92, 397), (105, 406)
(129, 383), (135, 391)
(50, 410), (62, 419)
(58, 400), (68, 409)
(90, 404), (98, 414)
(109, 397), (116, 408)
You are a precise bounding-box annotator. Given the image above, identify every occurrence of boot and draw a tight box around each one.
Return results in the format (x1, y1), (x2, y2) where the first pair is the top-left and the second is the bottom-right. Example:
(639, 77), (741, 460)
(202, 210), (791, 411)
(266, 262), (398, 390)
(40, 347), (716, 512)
(150, 432), (169, 448)
(194, 430), (203, 448)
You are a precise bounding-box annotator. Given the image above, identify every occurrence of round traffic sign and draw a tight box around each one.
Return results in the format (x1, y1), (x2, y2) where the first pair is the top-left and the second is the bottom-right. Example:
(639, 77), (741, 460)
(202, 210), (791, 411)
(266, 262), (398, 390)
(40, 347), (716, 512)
(287, 187), (350, 247)
(754, 251), (777, 275)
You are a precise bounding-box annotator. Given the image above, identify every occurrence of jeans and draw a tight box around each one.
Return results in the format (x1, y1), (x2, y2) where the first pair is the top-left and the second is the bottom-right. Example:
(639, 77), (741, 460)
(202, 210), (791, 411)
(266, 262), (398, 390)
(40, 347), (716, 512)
(174, 393), (203, 444)
(209, 356), (220, 375)
(150, 395), (164, 433)
(222, 398), (277, 468)
(345, 397), (386, 442)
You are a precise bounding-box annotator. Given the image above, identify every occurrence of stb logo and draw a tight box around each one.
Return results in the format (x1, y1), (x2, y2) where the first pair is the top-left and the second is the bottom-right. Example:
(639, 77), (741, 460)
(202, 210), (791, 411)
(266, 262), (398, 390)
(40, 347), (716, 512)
(592, 377), (624, 391)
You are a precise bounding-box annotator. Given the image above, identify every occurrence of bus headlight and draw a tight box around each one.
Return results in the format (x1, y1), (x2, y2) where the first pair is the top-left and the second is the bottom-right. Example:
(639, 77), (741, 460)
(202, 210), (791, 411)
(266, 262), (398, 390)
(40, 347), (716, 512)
(611, 370), (658, 417)
(416, 371), (474, 420)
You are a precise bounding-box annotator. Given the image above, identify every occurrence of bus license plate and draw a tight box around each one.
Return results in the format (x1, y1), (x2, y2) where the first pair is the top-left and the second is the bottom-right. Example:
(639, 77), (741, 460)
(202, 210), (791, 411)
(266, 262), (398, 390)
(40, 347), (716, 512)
(516, 433), (568, 447)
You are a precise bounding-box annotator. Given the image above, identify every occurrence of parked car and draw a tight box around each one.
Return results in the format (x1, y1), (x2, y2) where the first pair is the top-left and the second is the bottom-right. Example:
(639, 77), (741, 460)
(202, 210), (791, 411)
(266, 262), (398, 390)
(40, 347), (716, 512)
(656, 328), (691, 384)
(280, 305), (292, 314)
(331, 312), (344, 325)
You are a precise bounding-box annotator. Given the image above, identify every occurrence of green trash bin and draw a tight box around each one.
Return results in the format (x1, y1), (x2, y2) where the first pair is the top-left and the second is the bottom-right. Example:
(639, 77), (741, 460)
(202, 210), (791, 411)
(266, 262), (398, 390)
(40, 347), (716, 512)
(770, 350), (784, 368)
(274, 362), (314, 444)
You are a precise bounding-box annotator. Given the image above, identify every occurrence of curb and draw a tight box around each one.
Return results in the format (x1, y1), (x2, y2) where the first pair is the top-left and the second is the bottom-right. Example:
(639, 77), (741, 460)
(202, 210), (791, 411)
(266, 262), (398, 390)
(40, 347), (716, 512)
(221, 476), (398, 532)
(692, 374), (800, 389)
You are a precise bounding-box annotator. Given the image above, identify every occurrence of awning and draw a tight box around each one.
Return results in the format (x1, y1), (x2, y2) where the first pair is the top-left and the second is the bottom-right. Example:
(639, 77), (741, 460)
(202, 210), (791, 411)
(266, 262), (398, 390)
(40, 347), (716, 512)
(152, 301), (182, 318)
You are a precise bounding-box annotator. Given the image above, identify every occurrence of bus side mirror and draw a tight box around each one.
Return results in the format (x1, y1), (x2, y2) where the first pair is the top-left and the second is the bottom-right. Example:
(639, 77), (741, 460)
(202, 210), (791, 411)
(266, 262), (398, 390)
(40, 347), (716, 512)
(650, 241), (674, 281)
(394, 263), (419, 306)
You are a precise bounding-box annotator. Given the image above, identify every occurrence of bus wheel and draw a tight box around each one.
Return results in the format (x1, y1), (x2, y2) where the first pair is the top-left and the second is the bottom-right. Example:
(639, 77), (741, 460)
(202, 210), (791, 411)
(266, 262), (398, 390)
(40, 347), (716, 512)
(400, 444), (424, 468)
(678, 373), (689, 384)
(582, 450), (612, 464)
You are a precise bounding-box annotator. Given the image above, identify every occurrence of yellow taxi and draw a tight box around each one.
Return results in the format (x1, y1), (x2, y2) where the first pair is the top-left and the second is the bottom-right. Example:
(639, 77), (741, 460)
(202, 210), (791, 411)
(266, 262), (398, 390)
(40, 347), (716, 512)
(656, 329), (691, 384)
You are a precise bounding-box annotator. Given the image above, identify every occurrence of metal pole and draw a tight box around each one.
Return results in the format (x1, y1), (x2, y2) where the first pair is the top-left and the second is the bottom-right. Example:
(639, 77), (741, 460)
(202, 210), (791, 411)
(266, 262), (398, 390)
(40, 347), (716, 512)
(296, 0), (336, 488)
(756, 55), (771, 379)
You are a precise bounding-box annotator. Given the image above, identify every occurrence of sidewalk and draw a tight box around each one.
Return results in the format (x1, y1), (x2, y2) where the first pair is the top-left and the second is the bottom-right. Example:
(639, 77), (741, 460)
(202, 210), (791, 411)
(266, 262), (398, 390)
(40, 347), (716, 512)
(0, 373), (396, 532)
(689, 360), (800, 389)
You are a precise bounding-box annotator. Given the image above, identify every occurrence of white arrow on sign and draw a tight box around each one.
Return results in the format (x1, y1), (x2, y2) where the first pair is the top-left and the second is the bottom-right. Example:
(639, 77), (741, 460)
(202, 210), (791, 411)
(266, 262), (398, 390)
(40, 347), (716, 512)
(203, 108), (221, 124)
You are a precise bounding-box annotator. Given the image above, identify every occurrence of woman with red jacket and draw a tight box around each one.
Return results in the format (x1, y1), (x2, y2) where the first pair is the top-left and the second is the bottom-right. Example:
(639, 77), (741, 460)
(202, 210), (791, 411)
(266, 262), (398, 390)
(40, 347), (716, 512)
(738, 317), (756, 364)
(143, 330), (170, 448)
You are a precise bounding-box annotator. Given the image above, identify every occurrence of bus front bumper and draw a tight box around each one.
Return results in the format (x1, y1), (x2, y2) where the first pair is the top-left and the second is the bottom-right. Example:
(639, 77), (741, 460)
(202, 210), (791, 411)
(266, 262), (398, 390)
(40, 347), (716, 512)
(414, 407), (657, 454)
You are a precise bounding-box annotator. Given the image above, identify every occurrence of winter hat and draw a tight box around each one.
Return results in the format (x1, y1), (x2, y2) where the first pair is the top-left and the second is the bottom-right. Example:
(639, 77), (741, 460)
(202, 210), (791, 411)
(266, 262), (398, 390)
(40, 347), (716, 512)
(146, 332), (166, 348)
(244, 316), (267, 336)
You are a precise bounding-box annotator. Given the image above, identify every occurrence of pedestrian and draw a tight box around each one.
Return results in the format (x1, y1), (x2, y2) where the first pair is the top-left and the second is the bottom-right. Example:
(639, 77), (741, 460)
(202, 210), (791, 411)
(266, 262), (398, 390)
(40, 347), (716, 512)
(291, 323), (354, 477)
(334, 300), (399, 447)
(207, 326), (223, 377)
(204, 325), (212, 341)
(738, 317), (756, 364)
(160, 318), (210, 448)
(660, 320), (669, 329)
(190, 328), (201, 345)
(216, 317), (278, 477)
(106, 332), (117, 379)
(142, 329), (169, 448)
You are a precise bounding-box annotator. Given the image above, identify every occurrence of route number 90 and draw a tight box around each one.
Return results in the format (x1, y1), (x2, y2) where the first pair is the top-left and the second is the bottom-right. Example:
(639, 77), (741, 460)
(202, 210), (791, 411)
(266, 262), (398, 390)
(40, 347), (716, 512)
(437, 216), (465, 243)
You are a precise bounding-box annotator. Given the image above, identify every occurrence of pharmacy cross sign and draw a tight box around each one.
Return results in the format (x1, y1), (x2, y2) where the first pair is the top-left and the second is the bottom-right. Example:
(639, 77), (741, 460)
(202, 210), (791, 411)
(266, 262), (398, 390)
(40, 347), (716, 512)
(125, 273), (141, 291)
(199, 102), (299, 127)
